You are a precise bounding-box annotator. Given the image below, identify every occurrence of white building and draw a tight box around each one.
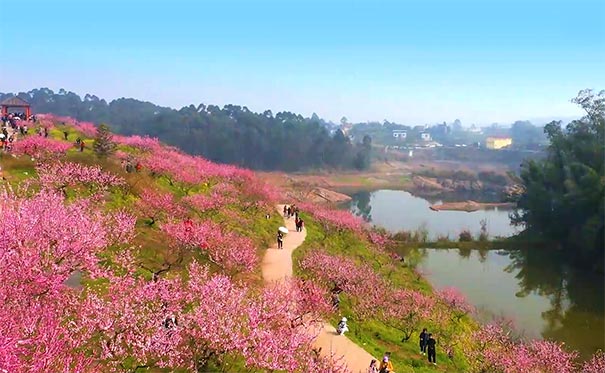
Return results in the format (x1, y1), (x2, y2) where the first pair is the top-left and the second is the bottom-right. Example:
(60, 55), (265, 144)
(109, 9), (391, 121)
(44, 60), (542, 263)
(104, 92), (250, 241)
(420, 132), (432, 141)
(392, 130), (407, 140)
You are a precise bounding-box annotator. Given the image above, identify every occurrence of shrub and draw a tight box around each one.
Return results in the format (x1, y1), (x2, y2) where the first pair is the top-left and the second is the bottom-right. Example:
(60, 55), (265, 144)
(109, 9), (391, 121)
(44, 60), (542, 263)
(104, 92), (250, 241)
(459, 230), (473, 242)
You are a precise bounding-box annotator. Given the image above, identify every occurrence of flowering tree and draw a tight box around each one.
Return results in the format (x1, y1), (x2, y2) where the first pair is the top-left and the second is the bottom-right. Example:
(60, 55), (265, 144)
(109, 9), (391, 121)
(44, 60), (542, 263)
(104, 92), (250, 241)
(298, 202), (364, 234)
(36, 161), (124, 195)
(161, 219), (258, 273)
(12, 136), (72, 160)
(436, 286), (475, 321)
(378, 289), (435, 341)
(0, 188), (135, 372)
(582, 350), (605, 373)
(137, 188), (188, 225)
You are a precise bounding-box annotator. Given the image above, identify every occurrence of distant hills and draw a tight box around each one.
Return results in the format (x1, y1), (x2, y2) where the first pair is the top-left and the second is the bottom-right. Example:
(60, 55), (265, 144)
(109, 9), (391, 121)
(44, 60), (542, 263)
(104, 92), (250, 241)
(0, 88), (370, 172)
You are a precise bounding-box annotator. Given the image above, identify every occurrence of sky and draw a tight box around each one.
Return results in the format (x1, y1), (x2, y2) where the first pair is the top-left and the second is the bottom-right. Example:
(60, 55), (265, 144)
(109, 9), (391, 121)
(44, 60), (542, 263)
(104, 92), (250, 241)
(0, 0), (603, 125)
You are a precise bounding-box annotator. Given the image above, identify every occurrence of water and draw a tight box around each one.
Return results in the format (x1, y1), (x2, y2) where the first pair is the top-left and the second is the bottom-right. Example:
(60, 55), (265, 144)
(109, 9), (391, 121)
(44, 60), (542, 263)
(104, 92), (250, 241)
(348, 190), (605, 360)
(349, 189), (516, 239)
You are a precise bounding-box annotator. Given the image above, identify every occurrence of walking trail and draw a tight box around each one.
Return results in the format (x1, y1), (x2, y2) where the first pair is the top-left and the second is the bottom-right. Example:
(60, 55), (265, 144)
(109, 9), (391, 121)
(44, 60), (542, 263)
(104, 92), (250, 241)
(261, 205), (376, 373)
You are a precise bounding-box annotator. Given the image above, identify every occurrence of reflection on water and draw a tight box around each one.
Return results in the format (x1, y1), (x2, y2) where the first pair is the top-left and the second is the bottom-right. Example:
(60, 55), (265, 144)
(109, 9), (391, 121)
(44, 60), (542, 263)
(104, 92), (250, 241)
(407, 247), (604, 360)
(349, 189), (517, 239)
(350, 189), (604, 360)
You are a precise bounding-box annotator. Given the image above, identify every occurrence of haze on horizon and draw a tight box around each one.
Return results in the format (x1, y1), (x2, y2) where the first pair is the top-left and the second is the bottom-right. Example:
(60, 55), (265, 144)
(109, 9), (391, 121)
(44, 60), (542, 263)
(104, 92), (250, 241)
(0, 0), (603, 126)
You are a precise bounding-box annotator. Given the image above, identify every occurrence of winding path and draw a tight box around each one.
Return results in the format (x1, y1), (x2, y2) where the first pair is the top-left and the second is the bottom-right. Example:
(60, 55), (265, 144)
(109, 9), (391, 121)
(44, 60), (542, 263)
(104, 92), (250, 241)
(261, 205), (376, 373)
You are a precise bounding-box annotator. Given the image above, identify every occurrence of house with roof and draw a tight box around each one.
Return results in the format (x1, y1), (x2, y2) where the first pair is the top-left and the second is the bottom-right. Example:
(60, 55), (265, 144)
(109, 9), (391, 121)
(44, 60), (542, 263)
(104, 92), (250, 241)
(1, 96), (31, 118)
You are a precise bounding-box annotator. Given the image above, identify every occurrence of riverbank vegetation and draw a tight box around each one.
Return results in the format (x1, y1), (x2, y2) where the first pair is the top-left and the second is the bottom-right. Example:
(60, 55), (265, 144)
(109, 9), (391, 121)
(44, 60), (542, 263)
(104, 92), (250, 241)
(511, 90), (604, 272)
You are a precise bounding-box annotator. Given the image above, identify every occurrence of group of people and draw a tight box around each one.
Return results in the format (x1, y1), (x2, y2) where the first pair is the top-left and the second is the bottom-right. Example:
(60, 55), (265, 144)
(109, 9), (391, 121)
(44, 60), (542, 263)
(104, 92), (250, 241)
(419, 328), (437, 365)
(368, 352), (395, 373)
(361, 328), (437, 372)
(277, 204), (305, 249)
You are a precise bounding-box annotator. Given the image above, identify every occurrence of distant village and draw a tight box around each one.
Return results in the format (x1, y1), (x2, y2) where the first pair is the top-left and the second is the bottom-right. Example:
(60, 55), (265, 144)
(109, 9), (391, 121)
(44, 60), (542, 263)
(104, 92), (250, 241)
(331, 118), (550, 154)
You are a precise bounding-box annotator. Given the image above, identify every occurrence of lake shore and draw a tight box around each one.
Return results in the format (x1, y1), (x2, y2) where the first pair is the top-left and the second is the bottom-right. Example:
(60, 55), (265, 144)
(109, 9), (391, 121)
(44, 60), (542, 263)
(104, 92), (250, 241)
(429, 200), (515, 212)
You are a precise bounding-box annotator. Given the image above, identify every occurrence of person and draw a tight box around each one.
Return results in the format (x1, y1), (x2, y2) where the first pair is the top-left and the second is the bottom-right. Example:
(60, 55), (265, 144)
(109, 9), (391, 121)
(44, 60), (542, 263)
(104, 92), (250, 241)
(427, 333), (436, 365)
(135, 162), (142, 172)
(378, 354), (394, 373)
(80, 140), (85, 152)
(331, 291), (340, 310)
(63, 130), (68, 140)
(277, 231), (283, 249)
(283, 205), (287, 217)
(367, 359), (379, 373)
(336, 317), (348, 335)
(297, 218), (304, 232)
(287, 206), (292, 218)
(419, 328), (428, 355)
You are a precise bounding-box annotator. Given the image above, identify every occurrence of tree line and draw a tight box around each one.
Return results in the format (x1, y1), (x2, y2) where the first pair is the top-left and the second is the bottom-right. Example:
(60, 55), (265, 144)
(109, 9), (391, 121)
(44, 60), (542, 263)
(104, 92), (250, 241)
(0, 88), (371, 171)
(512, 89), (604, 272)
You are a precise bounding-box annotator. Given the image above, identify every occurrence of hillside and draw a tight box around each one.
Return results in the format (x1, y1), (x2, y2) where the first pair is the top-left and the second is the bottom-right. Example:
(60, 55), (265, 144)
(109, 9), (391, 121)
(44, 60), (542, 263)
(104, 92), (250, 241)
(1, 114), (603, 373)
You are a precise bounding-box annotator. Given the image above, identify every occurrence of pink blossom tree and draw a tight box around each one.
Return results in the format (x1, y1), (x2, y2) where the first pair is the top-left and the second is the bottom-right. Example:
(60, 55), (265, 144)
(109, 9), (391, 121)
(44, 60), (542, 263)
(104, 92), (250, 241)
(12, 136), (72, 160)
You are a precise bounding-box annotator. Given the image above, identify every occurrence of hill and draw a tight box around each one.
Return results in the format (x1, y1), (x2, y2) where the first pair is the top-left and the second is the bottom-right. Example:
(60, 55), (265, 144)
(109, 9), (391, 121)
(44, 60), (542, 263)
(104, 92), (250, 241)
(0, 88), (371, 172)
(1, 114), (603, 372)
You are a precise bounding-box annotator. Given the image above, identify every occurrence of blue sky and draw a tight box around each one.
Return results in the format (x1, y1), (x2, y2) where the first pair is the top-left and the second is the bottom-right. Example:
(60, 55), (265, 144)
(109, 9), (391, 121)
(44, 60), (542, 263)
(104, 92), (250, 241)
(1, 0), (603, 125)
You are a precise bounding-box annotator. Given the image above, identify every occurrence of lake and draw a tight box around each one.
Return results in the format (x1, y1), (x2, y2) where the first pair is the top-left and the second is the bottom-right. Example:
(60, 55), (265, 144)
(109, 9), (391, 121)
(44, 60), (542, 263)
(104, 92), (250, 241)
(348, 189), (605, 360)
(349, 189), (517, 239)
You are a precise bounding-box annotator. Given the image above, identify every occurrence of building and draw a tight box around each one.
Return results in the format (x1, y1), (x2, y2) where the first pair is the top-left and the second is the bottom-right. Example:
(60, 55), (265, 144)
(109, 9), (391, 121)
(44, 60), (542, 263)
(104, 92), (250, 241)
(1, 96), (31, 118)
(392, 130), (407, 140)
(486, 136), (512, 150)
(419, 132), (431, 141)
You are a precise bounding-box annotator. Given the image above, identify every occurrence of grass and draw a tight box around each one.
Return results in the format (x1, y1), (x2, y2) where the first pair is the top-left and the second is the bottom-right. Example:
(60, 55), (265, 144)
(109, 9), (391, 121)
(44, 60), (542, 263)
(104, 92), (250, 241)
(292, 217), (474, 372)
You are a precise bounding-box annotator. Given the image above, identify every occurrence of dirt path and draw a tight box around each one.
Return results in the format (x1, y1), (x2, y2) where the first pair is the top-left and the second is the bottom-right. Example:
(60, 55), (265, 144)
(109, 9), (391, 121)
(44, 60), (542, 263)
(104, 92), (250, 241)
(261, 205), (376, 373)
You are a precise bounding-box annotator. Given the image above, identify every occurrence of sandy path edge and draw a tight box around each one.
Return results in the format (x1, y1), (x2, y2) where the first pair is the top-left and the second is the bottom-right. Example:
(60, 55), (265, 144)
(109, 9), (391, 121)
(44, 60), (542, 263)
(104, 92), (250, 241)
(261, 205), (376, 373)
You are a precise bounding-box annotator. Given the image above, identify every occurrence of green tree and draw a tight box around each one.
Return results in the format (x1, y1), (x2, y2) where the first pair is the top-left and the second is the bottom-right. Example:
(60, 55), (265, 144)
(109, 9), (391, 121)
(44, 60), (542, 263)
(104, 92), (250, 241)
(511, 89), (604, 270)
(93, 123), (117, 158)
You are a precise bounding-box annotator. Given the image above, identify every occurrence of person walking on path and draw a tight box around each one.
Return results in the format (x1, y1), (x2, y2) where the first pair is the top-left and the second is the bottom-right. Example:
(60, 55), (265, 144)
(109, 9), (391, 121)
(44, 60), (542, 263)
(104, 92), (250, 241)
(80, 140), (85, 152)
(367, 359), (379, 373)
(277, 231), (284, 249)
(283, 205), (287, 217)
(419, 328), (428, 355)
(427, 333), (437, 365)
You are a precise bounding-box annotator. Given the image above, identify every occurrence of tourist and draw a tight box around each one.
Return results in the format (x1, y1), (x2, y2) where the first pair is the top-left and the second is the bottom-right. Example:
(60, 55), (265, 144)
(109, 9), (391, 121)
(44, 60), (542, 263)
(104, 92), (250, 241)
(336, 317), (349, 335)
(427, 333), (436, 365)
(378, 353), (394, 373)
(63, 130), (69, 140)
(419, 328), (428, 355)
(277, 231), (283, 249)
(331, 291), (340, 310)
(80, 140), (85, 152)
(283, 205), (287, 217)
(287, 206), (292, 218)
(367, 359), (379, 373)
(297, 218), (304, 232)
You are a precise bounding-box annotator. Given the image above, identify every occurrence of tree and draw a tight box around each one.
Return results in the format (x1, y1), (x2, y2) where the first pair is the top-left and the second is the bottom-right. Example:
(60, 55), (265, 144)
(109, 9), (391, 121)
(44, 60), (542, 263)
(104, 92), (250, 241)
(93, 123), (117, 158)
(511, 89), (604, 270)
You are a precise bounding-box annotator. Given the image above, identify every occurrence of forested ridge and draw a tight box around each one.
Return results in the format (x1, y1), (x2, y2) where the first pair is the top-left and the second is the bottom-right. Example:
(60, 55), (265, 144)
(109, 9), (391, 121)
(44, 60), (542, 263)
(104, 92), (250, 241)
(0, 88), (371, 171)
